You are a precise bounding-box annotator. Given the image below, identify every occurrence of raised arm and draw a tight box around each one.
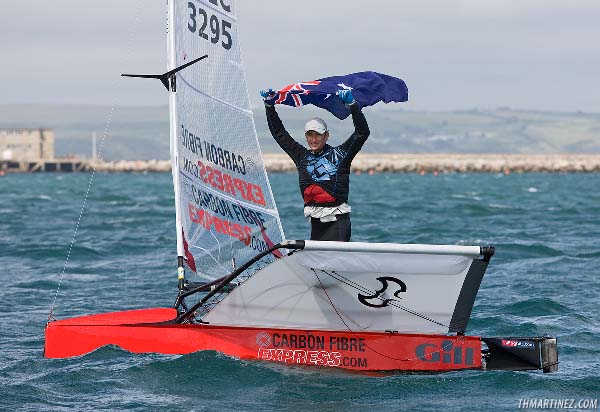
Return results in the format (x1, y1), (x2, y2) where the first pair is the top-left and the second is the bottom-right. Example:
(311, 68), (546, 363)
(338, 90), (370, 159)
(261, 89), (306, 164)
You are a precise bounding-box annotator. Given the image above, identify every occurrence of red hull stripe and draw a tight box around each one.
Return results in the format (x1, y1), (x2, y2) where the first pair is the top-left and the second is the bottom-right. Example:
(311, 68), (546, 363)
(45, 308), (482, 372)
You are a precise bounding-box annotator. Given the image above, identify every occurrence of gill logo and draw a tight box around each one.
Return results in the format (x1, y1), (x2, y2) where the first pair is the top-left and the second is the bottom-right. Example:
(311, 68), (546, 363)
(415, 341), (475, 365)
(358, 276), (407, 308)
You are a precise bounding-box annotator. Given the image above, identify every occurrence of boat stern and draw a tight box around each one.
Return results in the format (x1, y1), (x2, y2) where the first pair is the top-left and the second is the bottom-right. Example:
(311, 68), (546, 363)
(482, 336), (558, 373)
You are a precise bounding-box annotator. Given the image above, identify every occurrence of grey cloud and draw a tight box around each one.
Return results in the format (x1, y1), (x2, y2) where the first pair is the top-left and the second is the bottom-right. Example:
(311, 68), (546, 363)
(1, 0), (599, 111)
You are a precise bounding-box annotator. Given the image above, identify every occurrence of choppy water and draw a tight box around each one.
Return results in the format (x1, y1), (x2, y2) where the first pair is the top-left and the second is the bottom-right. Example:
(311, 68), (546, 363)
(1, 172), (599, 411)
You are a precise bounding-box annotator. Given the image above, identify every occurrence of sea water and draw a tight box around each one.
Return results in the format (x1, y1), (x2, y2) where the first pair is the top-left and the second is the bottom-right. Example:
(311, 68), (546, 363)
(1, 172), (598, 411)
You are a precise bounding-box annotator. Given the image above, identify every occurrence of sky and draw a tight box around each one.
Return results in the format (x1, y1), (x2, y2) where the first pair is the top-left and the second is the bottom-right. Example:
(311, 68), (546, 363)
(2, 0), (600, 112)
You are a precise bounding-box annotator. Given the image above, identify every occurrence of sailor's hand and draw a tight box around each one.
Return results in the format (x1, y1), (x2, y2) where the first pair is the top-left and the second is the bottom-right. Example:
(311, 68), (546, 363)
(260, 88), (277, 106)
(337, 89), (356, 105)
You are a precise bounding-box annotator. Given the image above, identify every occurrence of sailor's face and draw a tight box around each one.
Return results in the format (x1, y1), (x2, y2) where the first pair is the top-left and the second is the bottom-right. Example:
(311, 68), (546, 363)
(305, 130), (329, 153)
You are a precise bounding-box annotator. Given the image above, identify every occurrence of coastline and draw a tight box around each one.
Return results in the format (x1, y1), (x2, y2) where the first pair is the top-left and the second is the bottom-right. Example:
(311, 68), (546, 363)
(3, 154), (600, 174)
(90, 154), (600, 173)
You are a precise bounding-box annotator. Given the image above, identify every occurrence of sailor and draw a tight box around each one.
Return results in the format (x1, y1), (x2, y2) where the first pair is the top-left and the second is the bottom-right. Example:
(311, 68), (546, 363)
(260, 88), (370, 241)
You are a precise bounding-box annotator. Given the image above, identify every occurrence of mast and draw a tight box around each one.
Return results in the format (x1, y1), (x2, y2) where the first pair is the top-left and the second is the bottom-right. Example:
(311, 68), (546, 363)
(167, 0), (186, 289)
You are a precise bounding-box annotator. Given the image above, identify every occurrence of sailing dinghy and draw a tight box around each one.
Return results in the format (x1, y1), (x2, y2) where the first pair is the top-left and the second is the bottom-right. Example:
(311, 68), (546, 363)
(45, 0), (558, 373)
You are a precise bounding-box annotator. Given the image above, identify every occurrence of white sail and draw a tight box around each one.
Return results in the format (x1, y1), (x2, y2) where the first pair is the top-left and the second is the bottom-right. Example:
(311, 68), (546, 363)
(168, 0), (285, 279)
(204, 241), (488, 334)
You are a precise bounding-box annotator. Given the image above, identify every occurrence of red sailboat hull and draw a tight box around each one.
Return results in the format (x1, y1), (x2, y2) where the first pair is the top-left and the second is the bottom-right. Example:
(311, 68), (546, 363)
(45, 308), (483, 372)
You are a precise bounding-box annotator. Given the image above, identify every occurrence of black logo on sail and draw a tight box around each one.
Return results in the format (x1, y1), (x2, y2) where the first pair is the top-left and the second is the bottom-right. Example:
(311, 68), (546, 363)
(358, 276), (407, 308)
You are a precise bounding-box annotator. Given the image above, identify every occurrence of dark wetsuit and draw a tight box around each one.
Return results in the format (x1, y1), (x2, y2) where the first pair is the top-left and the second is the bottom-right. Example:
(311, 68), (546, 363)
(265, 104), (370, 241)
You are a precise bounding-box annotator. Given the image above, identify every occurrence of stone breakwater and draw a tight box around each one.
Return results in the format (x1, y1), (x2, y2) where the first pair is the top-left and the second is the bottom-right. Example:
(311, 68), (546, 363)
(265, 154), (600, 173)
(90, 154), (600, 173)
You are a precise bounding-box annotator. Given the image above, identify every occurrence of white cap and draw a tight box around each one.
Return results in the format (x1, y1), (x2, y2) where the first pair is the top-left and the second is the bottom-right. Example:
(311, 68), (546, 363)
(304, 117), (328, 134)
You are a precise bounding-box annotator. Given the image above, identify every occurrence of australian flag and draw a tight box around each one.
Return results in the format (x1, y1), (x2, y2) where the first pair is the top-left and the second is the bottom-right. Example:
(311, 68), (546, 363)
(273, 71), (408, 120)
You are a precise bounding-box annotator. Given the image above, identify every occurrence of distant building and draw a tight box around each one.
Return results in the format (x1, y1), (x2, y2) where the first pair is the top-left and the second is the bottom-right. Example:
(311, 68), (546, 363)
(0, 128), (55, 161)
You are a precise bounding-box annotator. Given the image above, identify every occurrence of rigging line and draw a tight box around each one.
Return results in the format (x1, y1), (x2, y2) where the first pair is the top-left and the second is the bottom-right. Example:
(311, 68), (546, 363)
(312, 269), (407, 361)
(322, 270), (450, 329)
(311, 270), (369, 329)
(324, 270), (375, 296)
(190, 243), (232, 276)
(48, 111), (115, 325)
(208, 227), (225, 266)
(177, 74), (253, 116)
(47, 0), (145, 324)
(228, 216), (236, 271)
(196, 258), (270, 319)
(386, 301), (449, 329)
(202, 255), (270, 315)
(312, 269), (459, 363)
(187, 218), (231, 277)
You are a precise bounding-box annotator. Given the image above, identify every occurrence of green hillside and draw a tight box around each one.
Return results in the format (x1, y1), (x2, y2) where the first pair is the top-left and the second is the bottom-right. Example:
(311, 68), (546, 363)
(1, 104), (598, 160)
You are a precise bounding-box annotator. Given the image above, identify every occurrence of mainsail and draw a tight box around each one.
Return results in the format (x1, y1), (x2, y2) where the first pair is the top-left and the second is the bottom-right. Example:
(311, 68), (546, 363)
(168, 0), (284, 279)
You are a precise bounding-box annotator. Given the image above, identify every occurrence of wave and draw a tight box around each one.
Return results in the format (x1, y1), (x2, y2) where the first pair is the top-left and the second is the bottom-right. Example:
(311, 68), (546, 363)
(502, 298), (571, 316)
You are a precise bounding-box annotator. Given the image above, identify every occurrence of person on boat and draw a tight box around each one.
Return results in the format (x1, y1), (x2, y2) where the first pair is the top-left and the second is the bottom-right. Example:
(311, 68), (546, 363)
(260, 88), (370, 242)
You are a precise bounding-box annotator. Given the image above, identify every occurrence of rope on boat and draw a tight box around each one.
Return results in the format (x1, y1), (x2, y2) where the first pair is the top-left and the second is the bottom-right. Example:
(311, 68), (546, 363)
(47, 112), (115, 325)
(323, 270), (450, 329)
(47, 0), (145, 324)
(312, 268), (461, 363)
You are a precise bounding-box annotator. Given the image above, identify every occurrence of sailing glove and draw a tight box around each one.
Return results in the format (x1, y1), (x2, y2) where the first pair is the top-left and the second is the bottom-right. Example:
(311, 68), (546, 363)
(260, 88), (277, 106)
(337, 89), (356, 106)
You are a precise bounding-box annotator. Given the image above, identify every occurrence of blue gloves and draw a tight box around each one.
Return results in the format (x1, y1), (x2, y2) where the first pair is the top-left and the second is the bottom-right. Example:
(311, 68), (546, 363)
(260, 88), (277, 106)
(337, 89), (356, 105)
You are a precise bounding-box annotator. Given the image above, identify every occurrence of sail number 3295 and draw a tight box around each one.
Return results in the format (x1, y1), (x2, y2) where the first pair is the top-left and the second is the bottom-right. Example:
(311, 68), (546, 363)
(188, 2), (232, 50)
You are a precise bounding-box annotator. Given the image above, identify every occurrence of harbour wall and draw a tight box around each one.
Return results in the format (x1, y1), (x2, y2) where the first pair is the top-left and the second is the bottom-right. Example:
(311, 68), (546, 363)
(3, 154), (600, 173)
(90, 154), (600, 173)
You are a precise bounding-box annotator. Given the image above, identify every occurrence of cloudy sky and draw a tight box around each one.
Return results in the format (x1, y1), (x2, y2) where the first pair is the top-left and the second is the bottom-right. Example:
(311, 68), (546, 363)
(2, 0), (599, 112)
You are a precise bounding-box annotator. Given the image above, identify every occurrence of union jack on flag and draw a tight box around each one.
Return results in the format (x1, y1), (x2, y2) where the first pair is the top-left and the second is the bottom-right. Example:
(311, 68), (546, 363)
(271, 71), (408, 119)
